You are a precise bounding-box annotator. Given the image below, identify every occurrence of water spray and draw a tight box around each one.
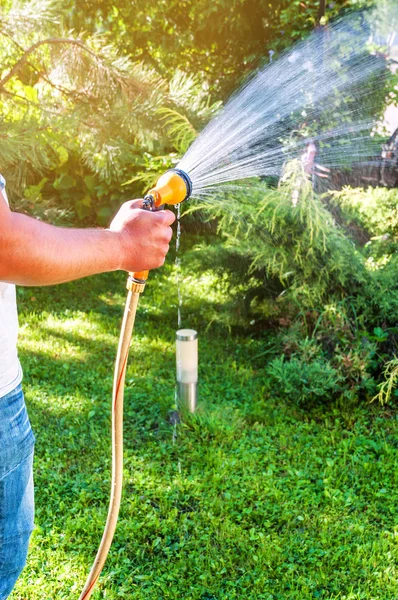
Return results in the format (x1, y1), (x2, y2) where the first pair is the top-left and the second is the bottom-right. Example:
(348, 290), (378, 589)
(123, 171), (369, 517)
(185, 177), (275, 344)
(78, 168), (192, 600)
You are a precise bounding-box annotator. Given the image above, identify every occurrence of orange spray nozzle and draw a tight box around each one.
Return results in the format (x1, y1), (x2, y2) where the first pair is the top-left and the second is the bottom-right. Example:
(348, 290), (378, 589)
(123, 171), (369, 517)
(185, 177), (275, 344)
(143, 168), (192, 209)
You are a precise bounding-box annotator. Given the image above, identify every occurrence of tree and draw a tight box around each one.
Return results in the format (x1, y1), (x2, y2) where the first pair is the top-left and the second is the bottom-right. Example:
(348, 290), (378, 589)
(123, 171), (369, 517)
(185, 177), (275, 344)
(65, 0), (352, 97)
(0, 0), (220, 222)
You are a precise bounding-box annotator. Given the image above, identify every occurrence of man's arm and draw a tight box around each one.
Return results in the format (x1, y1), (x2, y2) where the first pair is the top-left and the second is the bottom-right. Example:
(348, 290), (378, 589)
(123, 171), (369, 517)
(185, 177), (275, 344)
(0, 192), (175, 286)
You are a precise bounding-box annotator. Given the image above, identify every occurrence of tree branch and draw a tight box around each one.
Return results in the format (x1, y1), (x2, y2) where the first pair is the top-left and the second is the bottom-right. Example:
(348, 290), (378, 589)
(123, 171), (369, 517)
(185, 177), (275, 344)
(1, 89), (104, 130)
(1, 89), (60, 114)
(0, 37), (97, 89)
(0, 31), (97, 104)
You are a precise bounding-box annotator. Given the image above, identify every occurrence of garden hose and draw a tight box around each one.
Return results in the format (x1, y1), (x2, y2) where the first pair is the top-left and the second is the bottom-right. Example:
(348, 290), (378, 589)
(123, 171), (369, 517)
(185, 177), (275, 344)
(78, 168), (192, 599)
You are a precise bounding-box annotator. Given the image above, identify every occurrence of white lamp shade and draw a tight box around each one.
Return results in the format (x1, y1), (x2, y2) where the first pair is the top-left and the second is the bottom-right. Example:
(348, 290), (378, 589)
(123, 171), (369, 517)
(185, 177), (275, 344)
(176, 329), (198, 384)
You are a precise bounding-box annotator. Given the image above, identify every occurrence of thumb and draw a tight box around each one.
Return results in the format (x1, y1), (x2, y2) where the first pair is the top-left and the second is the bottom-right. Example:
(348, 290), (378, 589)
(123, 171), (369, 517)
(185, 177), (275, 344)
(127, 199), (145, 209)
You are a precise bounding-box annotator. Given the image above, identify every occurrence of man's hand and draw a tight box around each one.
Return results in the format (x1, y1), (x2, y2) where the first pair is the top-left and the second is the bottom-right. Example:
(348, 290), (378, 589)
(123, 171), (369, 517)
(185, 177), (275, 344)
(0, 192), (176, 286)
(109, 200), (176, 272)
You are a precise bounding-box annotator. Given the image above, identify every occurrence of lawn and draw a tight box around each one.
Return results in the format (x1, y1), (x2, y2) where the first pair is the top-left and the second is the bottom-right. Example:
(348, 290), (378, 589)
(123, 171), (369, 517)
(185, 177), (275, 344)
(12, 256), (398, 600)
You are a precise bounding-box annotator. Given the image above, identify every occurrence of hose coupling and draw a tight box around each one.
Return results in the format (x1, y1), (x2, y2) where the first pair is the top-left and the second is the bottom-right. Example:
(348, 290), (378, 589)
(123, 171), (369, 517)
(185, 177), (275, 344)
(142, 195), (155, 210)
(143, 191), (160, 210)
(126, 274), (146, 294)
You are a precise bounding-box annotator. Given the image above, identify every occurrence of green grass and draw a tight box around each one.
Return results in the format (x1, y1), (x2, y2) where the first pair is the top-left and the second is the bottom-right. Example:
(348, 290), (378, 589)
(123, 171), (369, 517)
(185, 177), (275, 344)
(12, 259), (398, 599)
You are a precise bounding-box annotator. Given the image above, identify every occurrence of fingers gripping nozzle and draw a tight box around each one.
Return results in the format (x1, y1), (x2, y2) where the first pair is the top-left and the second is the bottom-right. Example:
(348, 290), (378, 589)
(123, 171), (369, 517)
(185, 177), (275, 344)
(128, 169), (192, 291)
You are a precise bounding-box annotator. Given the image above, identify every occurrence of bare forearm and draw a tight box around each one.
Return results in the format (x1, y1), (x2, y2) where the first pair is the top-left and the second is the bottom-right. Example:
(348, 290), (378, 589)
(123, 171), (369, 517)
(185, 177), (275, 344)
(0, 212), (122, 286)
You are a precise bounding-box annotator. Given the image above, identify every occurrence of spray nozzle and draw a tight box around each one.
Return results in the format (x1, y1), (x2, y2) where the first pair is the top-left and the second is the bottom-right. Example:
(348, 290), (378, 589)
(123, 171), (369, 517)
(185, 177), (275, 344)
(143, 168), (192, 210)
(128, 168), (192, 286)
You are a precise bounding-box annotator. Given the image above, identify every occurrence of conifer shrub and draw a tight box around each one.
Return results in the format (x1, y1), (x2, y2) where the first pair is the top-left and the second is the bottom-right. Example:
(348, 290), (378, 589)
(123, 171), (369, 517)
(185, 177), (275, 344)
(190, 162), (368, 313)
(189, 168), (398, 406)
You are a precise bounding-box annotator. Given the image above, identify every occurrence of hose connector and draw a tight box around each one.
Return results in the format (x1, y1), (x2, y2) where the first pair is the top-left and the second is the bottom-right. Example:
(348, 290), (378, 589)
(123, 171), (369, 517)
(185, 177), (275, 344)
(126, 274), (146, 294)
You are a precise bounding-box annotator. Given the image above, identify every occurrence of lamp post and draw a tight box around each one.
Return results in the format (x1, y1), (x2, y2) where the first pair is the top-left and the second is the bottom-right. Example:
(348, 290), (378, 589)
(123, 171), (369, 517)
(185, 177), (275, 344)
(176, 329), (198, 413)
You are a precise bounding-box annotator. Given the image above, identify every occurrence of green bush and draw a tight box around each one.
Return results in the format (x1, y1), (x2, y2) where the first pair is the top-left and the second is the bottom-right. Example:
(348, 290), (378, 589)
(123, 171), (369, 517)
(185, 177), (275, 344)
(331, 186), (398, 239)
(267, 353), (342, 405)
(266, 308), (379, 406)
(0, 0), (220, 226)
(188, 171), (398, 406)
(192, 161), (368, 313)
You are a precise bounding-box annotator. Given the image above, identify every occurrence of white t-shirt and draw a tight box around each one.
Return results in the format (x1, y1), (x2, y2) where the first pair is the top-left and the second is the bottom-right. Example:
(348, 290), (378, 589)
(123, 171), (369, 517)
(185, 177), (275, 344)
(0, 175), (22, 397)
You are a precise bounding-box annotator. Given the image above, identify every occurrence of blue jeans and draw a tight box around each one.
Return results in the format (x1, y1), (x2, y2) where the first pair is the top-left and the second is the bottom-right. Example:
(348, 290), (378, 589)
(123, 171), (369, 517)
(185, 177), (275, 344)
(0, 385), (35, 599)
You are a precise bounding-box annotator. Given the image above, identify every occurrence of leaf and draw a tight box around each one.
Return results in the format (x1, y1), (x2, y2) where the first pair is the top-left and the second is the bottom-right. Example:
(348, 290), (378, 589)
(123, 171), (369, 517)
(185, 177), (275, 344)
(55, 145), (69, 167)
(81, 195), (92, 207)
(158, 107), (198, 154)
(53, 173), (76, 190)
(84, 175), (96, 191)
(96, 206), (113, 226)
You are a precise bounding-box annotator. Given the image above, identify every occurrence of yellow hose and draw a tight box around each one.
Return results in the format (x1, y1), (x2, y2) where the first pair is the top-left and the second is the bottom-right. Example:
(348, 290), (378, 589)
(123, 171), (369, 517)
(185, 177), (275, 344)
(79, 290), (140, 600)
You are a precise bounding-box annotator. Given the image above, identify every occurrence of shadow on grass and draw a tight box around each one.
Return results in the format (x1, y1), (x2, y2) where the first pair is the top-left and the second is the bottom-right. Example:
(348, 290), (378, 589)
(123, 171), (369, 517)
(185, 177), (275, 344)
(17, 266), (238, 339)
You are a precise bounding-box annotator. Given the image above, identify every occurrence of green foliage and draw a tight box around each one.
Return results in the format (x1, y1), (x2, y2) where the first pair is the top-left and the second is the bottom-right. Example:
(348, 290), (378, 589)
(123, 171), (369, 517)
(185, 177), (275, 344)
(331, 186), (398, 239)
(65, 0), (352, 97)
(353, 255), (398, 328)
(0, 2), (220, 224)
(0, 0), (391, 228)
(330, 187), (398, 328)
(267, 352), (342, 405)
(267, 309), (378, 406)
(159, 108), (198, 155)
(373, 356), (398, 404)
(186, 168), (398, 406)
(192, 162), (368, 311)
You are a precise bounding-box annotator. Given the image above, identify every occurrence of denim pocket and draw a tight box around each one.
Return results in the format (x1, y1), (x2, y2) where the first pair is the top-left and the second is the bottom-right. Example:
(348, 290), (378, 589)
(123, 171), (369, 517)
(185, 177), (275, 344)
(0, 385), (35, 480)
